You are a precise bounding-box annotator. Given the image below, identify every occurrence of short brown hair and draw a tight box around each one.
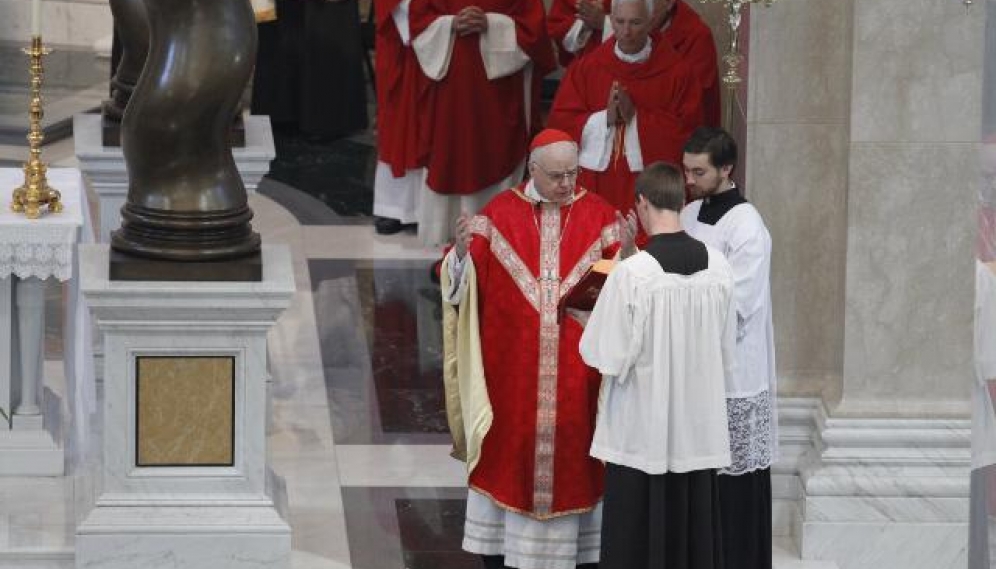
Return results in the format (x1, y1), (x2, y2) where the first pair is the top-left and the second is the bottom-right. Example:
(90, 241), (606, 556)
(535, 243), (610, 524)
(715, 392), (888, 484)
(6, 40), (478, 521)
(683, 127), (737, 171)
(635, 162), (684, 212)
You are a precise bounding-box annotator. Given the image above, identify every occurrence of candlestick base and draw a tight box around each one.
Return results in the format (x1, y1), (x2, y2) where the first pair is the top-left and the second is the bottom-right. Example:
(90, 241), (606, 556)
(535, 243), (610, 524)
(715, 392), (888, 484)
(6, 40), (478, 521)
(11, 161), (62, 220)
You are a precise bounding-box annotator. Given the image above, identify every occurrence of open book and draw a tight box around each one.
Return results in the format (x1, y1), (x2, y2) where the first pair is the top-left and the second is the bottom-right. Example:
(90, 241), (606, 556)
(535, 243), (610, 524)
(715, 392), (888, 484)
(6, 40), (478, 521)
(559, 258), (616, 315)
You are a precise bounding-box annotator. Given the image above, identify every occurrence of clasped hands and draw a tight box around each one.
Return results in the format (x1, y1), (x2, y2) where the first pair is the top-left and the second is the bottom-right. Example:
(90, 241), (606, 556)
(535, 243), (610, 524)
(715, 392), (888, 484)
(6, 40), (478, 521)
(454, 6), (488, 36)
(576, 0), (605, 31)
(606, 80), (635, 127)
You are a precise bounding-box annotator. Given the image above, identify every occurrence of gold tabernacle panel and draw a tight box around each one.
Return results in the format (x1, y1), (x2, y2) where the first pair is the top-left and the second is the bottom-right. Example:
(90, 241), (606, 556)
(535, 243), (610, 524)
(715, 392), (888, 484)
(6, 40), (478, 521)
(135, 356), (235, 467)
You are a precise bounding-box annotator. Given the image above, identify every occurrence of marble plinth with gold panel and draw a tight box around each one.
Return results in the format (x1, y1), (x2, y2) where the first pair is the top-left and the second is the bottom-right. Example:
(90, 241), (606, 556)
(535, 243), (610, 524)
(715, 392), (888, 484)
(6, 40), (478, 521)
(75, 244), (294, 569)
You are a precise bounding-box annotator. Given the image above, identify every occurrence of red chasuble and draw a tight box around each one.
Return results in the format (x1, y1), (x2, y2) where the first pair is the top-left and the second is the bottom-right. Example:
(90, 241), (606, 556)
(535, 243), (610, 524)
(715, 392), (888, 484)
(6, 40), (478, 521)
(466, 183), (619, 518)
(546, 0), (611, 68)
(664, 1), (721, 127)
(374, 0), (429, 176)
(546, 36), (704, 214)
(409, 0), (556, 195)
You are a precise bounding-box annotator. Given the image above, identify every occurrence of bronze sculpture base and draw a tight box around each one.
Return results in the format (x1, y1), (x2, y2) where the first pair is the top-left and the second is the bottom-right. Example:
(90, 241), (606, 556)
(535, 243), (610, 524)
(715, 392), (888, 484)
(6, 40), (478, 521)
(109, 249), (262, 281)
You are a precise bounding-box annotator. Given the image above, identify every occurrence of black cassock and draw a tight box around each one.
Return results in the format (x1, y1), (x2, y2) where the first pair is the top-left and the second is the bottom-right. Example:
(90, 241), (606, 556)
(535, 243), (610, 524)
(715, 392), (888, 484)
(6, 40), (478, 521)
(252, 0), (369, 140)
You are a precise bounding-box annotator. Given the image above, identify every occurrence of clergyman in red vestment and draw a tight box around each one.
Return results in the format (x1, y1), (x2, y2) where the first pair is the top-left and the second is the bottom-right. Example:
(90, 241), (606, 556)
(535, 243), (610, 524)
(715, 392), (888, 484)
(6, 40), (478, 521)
(548, 0), (719, 125)
(546, 0), (704, 215)
(440, 130), (633, 569)
(409, 0), (555, 246)
(372, 0), (429, 234)
(653, 0), (721, 127)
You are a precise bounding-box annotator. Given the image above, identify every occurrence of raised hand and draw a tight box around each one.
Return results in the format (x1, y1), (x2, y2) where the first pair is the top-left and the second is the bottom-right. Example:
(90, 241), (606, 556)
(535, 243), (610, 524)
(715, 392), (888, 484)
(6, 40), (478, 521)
(617, 209), (638, 259)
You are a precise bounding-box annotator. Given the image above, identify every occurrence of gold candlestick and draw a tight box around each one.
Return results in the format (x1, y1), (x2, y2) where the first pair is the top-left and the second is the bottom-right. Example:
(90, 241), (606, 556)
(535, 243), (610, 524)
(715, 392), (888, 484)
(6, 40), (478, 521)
(10, 36), (61, 219)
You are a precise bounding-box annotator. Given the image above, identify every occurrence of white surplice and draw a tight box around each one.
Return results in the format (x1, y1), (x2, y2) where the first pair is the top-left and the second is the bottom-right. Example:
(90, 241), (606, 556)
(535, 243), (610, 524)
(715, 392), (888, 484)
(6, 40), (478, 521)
(681, 198), (778, 475)
(580, 247), (735, 474)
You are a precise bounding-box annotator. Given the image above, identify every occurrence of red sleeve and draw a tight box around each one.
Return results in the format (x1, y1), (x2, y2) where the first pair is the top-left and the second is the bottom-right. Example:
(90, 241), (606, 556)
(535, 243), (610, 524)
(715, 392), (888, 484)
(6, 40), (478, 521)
(467, 217), (495, 299)
(547, 0), (579, 67)
(634, 62), (704, 165)
(547, 0), (577, 45)
(409, 0), (446, 37)
(374, 0), (403, 29)
(546, 59), (601, 144)
(681, 29), (721, 127)
(507, 0), (557, 76)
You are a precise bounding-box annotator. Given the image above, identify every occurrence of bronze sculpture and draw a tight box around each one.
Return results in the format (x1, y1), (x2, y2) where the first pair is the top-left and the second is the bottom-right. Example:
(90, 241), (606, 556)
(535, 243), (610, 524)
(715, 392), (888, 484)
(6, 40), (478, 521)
(102, 0), (148, 146)
(109, 0), (261, 280)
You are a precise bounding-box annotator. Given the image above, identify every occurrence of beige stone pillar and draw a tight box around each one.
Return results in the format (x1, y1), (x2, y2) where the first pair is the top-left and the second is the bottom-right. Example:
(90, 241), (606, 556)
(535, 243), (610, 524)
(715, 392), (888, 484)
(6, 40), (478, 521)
(744, 1), (983, 567)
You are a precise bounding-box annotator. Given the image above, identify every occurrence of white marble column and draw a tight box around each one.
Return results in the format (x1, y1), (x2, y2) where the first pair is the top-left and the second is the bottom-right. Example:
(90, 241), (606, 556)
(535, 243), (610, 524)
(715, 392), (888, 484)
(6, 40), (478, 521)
(0, 277), (11, 432)
(12, 277), (45, 425)
(0, 275), (65, 476)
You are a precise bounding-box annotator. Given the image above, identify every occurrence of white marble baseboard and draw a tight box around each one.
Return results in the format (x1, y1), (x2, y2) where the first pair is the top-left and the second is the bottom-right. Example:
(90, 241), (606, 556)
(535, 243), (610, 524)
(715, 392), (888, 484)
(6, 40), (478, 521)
(0, 388), (63, 476)
(800, 522), (966, 569)
(77, 505), (290, 569)
(796, 403), (970, 569)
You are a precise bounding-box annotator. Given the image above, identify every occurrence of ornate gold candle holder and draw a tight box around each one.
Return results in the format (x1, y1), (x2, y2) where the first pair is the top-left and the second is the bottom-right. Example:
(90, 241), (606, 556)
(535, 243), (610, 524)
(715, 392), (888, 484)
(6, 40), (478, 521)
(698, 0), (778, 128)
(10, 36), (61, 219)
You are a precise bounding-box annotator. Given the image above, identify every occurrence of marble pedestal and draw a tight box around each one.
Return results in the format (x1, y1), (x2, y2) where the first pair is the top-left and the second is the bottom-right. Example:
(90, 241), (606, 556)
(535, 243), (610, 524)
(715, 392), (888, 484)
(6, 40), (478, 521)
(73, 112), (276, 243)
(76, 244), (294, 569)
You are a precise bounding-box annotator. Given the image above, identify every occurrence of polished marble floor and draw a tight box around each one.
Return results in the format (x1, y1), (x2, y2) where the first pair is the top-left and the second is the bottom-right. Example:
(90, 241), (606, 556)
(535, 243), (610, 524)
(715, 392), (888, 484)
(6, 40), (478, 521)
(0, 120), (839, 568)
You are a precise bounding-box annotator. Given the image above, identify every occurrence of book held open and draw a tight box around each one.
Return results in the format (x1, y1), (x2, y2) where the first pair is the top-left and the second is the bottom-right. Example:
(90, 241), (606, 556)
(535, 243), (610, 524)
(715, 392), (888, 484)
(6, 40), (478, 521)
(559, 258), (616, 318)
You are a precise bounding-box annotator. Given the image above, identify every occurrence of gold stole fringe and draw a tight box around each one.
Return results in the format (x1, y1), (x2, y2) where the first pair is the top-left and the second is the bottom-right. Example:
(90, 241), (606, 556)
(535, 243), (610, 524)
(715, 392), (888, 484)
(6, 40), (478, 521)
(441, 255), (494, 474)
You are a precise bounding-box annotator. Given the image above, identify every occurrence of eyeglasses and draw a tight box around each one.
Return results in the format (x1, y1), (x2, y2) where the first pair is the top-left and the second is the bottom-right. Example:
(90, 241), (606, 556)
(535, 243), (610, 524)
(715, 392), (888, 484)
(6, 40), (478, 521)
(532, 163), (579, 183)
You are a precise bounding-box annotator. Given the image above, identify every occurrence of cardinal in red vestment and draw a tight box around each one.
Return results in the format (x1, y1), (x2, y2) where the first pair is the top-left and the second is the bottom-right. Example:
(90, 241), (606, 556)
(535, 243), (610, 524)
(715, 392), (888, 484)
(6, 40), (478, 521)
(547, 0), (704, 216)
(409, 0), (556, 246)
(440, 130), (635, 569)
